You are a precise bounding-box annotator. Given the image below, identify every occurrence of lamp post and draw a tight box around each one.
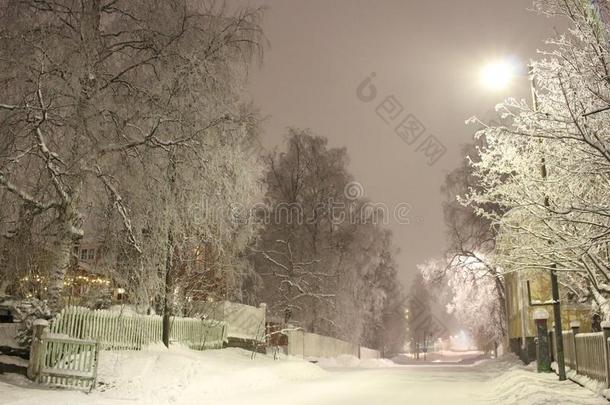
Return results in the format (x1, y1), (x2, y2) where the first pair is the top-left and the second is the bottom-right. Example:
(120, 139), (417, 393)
(478, 59), (566, 381)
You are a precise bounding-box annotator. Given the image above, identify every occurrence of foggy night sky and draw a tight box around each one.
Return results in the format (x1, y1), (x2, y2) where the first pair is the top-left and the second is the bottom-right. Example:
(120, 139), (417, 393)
(244, 0), (563, 287)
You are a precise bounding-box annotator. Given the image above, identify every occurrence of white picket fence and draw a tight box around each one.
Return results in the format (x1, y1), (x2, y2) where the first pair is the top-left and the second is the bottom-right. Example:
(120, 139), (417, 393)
(37, 333), (99, 391)
(50, 306), (228, 350)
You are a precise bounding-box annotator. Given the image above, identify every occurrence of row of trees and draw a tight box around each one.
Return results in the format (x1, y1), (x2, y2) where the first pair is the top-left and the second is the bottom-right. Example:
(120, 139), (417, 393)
(0, 1), (405, 353)
(0, 0), (266, 344)
(421, 0), (610, 347)
(250, 130), (405, 355)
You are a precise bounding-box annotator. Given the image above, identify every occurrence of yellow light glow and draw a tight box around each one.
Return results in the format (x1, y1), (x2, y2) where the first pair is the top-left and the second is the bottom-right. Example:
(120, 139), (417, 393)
(480, 60), (514, 91)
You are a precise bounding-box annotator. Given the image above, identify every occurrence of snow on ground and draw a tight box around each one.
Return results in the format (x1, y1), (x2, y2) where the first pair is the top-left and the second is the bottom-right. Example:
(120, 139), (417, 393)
(0, 344), (325, 405)
(552, 361), (610, 400)
(0, 324), (19, 348)
(0, 355), (27, 367)
(393, 350), (486, 365)
(0, 348), (607, 405)
(484, 356), (607, 405)
(314, 354), (396, 368)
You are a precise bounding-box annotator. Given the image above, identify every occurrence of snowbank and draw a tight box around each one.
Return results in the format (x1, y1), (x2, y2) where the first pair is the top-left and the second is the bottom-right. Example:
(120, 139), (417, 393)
(0, 345), (326, 405)
(0, 324), (19, 348)
(0, 354), (27, 367)
(0, 347), (606, 404)
(482, 354), (606, 404)
(551, 361), (610, 400)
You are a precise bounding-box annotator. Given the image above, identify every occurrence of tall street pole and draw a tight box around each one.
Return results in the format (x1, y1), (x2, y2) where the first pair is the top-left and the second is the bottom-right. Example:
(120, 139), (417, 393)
(529, 65), (566, 381)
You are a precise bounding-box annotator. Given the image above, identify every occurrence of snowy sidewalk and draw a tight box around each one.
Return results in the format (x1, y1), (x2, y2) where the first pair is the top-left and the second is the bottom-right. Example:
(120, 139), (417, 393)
(0, 346), (607, 405)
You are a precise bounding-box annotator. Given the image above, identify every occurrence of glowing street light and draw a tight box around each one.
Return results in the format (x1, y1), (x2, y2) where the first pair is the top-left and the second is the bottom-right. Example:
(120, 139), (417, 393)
(479, 59), (515, 91)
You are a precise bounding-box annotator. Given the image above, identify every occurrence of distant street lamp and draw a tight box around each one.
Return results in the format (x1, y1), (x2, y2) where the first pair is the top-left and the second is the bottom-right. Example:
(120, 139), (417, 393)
(477, 57), (567, 381)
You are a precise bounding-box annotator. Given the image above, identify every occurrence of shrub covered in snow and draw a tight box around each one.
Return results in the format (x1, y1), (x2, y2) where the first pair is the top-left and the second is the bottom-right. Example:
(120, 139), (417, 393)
(8, 298), (52, 347)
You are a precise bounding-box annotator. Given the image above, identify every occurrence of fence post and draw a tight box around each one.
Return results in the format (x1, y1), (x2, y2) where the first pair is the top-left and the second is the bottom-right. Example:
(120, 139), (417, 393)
(602, 321), (610, 389)
(27, 319), (49, 380)
(570, 320), (580, 373)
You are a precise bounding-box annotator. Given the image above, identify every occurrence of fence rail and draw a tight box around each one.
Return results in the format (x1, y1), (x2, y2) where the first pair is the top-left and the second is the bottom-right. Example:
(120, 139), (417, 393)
(50, 306), (228, 350)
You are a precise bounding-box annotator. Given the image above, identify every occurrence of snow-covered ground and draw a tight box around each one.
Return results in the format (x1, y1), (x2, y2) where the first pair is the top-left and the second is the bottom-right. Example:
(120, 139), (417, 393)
(393, 349), (485, 364)
(0, 346), (606, 405)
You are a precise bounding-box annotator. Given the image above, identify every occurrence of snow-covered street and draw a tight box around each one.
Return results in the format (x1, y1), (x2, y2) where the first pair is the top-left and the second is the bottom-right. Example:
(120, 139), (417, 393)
(0, 347), (606, 405)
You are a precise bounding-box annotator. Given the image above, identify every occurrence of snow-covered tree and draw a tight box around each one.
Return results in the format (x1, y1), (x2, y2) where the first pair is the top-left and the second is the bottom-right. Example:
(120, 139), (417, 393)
(417, 140), (506, 351)
(0, 0), (265, 315)
(465, 0), (610, 319)
(252, 129), (405, 350)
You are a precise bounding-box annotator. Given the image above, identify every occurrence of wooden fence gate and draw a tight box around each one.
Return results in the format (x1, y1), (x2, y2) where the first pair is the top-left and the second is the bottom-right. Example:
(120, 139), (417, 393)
(38, 333), (99, 390)
(29, 321), (99, 391)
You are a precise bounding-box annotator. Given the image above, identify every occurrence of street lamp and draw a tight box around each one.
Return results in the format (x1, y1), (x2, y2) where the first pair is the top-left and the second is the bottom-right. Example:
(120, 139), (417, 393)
(479, 59), (516, 91)
(477, 57), (567, 381)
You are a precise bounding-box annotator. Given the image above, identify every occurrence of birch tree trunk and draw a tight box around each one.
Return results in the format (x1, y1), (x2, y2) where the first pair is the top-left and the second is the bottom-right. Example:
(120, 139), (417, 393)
(47, 200), (82, 314)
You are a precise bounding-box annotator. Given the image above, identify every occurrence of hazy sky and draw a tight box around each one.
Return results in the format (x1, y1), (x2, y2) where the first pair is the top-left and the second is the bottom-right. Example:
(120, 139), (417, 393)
(245, 0), (563, 287)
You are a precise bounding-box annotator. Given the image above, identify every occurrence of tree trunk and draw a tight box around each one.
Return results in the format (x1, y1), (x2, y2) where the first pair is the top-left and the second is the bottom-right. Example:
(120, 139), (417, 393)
(162, 227), (174, 348)
(591, 285), (610, 320)
(162, 153), (176, 348)
(47, 202), (81, 314)
(47, 231), (75, 314)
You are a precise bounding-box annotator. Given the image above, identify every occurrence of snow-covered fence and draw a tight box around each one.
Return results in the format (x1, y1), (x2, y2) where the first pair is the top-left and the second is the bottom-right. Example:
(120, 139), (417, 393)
(575, 333), (606, 382)
(285, 330), (359, 358)
(28, 320), (99, 391)
(190, 301), (266, 343)
(285, 329), (305, 357)
(562, 330), (577, 370)
(51, 306), (227, 350)
(37, 333), (99, 391)
(359, 346), (381, 360)
(550, 324), (610, 387)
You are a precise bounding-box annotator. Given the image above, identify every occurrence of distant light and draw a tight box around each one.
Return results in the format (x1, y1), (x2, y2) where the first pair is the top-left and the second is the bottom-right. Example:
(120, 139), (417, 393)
(479, 60), (514, 91)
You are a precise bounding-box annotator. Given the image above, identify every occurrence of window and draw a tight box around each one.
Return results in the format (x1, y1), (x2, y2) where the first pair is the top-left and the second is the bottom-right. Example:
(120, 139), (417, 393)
(88, 249), (95, 260)
(80, 249), (88, 260)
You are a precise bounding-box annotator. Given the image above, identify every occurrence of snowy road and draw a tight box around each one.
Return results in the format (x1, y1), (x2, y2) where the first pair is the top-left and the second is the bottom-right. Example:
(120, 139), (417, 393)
(224, 366), (493, 404)
(0, 347), (607, 405)
(222, 363), (608, 405)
